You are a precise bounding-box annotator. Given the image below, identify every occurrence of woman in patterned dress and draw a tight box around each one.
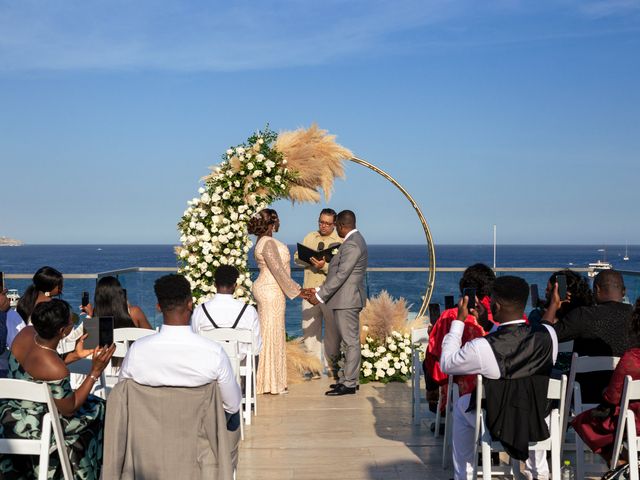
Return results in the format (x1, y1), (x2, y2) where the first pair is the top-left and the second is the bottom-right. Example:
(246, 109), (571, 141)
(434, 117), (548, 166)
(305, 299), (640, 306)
(0, 299), (115, 479)
(248, 209), (303, 394)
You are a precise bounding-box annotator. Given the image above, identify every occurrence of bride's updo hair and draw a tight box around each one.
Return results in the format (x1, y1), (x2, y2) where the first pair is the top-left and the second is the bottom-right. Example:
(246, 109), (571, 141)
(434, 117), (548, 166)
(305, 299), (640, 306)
(247, 209), (273, 236)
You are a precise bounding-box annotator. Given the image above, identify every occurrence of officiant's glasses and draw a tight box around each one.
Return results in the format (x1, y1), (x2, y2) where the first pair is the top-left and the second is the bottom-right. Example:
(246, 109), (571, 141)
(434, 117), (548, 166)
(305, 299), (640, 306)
(318, 220), (334, 226)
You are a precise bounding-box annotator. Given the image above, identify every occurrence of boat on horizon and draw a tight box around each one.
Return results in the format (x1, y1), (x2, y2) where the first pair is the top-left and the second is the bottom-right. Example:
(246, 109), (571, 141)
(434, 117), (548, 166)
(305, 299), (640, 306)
(588, 248), (613, 278)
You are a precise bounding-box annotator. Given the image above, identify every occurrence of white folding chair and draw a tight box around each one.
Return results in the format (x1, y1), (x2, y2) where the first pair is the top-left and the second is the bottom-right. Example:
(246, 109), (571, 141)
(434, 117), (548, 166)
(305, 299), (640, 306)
(105, 328), (156, 388)
(476, 374), (567, 480)
(0, 378), (73, 480)
(410, 326), (430, 425)
(563, 353), (620, 479)
(199, 330), (245, 440)
(442, 374), (460, 469)
(611, 375), (640, 480)
(67, 358), (108, 399)
(198, 328), (257, 426)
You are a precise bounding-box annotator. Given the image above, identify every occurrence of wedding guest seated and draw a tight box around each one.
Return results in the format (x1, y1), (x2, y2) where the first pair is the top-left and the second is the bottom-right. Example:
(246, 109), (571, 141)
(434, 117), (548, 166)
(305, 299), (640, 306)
(544, 269), (633, 403)
(119, 274), (241, 414)
(528, 269), (594, 373)
(0, 299), (115, 478)
(6, 266), (64, 349)
(81, 275), (152, 329)
(528, 269), (594, 325)
(191, 265), (262, 362)
(572, 298), (640, 465)
(441, 276), (558, 480)
(0, 288), (11, 373)
(424, 263), (496, 414)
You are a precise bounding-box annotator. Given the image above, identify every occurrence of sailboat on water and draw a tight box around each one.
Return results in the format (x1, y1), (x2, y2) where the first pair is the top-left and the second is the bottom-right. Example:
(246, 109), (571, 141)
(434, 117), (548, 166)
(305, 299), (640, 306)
(624, 242), (630, 261)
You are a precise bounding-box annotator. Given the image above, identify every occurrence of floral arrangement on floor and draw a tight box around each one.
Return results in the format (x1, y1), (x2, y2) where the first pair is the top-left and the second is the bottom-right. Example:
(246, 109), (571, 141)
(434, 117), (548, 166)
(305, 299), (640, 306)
(176, 125), (352, 304)
(358, 290), (425, 384)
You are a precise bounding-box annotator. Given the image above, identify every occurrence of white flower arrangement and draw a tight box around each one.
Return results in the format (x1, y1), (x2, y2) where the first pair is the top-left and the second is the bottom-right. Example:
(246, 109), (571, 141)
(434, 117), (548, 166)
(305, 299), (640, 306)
(360, 330), (413, 383)
(177, 128), (295, 304)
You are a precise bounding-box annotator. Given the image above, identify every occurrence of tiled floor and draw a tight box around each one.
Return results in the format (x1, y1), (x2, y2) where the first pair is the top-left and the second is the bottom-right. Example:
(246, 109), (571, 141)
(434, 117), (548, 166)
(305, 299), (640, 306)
(238, 379), (449, 480)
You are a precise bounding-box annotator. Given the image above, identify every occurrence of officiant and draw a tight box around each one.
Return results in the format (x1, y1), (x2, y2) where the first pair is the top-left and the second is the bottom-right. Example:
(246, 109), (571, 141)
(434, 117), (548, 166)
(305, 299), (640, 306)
(294, 208), (342, 377)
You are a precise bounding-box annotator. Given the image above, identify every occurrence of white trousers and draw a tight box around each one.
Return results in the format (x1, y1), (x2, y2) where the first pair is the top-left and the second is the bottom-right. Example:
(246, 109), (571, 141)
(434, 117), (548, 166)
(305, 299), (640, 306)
(301, 300), (335, 366)
(452, 393), (549, 480)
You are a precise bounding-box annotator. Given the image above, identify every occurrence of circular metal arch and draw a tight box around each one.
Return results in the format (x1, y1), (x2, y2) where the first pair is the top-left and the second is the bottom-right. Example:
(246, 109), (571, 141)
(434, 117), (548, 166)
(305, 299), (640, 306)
(348, 156), (436, 318)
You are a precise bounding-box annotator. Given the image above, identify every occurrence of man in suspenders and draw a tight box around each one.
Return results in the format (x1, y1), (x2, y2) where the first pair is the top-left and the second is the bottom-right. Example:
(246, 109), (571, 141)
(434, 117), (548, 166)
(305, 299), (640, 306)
(191, 266), (262, 362)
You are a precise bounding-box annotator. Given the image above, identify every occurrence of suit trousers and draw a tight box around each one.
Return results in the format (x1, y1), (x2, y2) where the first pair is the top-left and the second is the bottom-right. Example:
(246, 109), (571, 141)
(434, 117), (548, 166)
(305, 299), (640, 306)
(301, 300), (335, 366)
(452, 393), (549, 480)
(324, 308), (361, 388)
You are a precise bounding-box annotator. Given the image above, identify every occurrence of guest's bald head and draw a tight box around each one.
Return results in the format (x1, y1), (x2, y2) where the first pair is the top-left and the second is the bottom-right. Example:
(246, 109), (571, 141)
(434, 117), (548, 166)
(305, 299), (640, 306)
(594, 270), (626, 302)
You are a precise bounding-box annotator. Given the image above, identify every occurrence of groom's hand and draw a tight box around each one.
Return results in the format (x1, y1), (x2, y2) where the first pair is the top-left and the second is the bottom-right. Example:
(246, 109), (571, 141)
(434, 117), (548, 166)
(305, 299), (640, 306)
(307, 294), (320, 305)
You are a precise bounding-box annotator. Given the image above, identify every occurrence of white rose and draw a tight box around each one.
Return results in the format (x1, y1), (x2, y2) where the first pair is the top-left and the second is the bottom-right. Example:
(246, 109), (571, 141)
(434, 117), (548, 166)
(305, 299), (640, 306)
(205, 271), (212, 278)
(275, 175), (281, 182)
(252, 170), (262, 178)
(247, 162), (254, 170)
(198, 187), (205, 194)
(236, 147), (245, 154)
(222, 191), (230, 200)
(201, 193), (210, 204)
(188, 255), (197, 265)
(363, 368), (373, 377)
(401, 366), (409, 374)
(387, 367), (396, 376)
(223, 248), (230, 254)
(226, 149), (233, 156)
(399, 352), (407, 361)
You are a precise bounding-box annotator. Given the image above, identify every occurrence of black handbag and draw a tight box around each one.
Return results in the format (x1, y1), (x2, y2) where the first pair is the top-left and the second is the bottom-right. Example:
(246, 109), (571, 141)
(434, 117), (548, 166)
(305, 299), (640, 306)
(601, 463), (630, 480)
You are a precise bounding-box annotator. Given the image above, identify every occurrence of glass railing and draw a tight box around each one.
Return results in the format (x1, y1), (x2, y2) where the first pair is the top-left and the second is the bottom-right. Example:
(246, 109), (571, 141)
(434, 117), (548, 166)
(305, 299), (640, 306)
(5, 268), (640, 336)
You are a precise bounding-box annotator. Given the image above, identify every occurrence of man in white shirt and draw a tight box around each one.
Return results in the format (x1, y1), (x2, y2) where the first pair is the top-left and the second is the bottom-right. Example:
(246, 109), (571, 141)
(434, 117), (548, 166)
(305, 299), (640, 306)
(440, 276), (558, 480)
(119, 274), (241, 415)
(191, 265), (262, 361)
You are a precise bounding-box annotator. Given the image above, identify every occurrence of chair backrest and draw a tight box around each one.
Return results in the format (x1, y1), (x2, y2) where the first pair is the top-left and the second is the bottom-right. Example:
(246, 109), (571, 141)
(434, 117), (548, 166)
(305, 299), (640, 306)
(112, 328), (156, 359)
(611, 375), (640, 467)
(562, 353), (620, 448)
(67, 358), (108, 399)
(113, 327), (156, 343)
(200, 330), (241, 379)
(199, 328), (253, 345)
(0, 378), (73, 479)
(411, 327), (429, 347)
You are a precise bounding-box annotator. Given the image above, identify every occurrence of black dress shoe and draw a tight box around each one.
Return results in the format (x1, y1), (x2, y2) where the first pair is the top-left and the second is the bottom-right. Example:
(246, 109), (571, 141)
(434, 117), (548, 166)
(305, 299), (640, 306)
(325, 384), (357, 396)
(329, 383), (359, 390)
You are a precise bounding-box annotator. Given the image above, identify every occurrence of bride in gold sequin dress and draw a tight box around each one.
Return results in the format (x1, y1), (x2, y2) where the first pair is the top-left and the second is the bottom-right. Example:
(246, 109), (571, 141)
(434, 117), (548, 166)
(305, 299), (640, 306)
(249, 209), (302, 394)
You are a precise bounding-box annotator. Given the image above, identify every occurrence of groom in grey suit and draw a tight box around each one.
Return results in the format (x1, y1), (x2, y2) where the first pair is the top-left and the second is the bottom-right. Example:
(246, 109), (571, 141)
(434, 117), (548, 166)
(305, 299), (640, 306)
(305, 210), (368, 396)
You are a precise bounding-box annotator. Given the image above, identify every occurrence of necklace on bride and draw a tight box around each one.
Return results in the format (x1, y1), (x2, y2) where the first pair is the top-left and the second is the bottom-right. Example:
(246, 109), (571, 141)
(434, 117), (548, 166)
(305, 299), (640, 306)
(34, 334), (58, 353)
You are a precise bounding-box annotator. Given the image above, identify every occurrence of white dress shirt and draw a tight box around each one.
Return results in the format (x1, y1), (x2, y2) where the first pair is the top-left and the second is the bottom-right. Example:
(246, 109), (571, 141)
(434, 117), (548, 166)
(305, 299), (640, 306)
(119, 324), (242, 413)
(440, 319), (558, 379)
(191, 294), (262, 358)
(315, 229), (358, 304)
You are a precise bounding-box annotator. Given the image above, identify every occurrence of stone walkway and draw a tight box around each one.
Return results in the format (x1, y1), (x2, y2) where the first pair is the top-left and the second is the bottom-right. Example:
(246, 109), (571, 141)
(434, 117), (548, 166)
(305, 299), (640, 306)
(238, 379), (449, 480)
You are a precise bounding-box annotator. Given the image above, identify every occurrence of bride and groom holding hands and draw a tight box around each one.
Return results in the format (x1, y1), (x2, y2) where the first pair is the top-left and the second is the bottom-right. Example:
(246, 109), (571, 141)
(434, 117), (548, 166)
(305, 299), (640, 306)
(249, 208), (368, 397)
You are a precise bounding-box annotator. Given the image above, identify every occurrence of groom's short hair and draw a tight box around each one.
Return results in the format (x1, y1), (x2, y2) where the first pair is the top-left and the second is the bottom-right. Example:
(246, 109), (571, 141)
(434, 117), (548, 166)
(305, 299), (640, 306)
(337, 210), (356, 228)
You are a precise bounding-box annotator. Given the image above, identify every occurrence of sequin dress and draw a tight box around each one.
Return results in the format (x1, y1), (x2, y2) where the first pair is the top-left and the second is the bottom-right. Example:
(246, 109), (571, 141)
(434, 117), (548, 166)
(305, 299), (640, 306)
(253, 237), (300, 394)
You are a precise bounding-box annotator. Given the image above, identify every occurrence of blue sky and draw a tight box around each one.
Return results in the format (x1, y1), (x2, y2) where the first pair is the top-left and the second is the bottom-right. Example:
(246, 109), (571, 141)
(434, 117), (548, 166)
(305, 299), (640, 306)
(1, 0), (639, 245)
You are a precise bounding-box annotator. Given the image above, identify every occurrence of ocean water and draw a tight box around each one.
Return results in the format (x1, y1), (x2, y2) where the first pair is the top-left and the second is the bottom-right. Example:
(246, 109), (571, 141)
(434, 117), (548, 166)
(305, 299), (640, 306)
(2, 244), (639, 335)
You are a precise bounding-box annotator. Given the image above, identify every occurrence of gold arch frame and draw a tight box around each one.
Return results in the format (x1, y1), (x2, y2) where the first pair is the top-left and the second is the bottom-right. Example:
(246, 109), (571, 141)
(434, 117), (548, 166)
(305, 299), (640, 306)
(348, 156), (436, 318)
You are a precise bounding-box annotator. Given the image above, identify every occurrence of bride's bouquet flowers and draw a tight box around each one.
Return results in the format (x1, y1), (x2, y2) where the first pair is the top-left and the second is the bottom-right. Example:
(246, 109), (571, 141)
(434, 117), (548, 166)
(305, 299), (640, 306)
(360, 331), (413, 383)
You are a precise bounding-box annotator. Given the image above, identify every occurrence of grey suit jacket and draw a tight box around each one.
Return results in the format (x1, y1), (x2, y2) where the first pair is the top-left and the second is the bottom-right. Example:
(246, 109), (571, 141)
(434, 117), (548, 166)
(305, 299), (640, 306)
(102, 379), (237, 480)
(318, 230), (368, 310)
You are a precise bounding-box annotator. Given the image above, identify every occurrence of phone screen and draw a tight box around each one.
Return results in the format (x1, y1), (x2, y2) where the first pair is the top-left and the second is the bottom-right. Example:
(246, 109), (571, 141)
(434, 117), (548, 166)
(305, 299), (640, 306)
(463, 288), (476, 311)
(530, 284), (540, 309)
(444, 295), (455, 310)
(98, 317), (114, 347)
(81, 291), (90, 307)
(0, 271), (4, 291)
(428, 303), (441, 325)
(556, 275), (568, 301)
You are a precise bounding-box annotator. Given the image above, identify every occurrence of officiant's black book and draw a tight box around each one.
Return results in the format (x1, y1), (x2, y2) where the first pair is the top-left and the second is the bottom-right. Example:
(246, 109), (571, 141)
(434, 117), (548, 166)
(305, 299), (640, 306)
(296, 243), (338, 264)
